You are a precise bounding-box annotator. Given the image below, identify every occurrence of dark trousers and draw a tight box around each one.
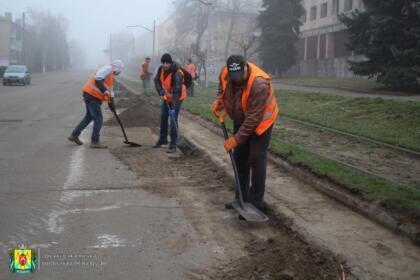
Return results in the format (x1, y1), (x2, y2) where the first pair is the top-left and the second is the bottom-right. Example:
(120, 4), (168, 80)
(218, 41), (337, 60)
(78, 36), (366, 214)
(233, 125), (273, 208)
(158, 100), (182, 148)
(72, 92), (103, 143)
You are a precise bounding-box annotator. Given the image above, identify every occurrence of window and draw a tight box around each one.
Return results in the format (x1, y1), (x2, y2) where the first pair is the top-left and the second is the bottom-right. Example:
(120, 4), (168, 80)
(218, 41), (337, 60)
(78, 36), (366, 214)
(344, 0), (353, 11)
(307, 36), (318, 60)
(310, 6), (317, 21)
(332, 0), (340, 15)
(302, 9), (307, 23)
(320, 3), (328, 18)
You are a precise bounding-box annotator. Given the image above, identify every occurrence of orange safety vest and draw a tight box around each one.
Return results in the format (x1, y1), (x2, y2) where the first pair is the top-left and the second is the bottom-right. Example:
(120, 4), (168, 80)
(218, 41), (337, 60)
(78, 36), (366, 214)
(185, 63), (196, 79)
(219, 63), (279, 135)
(82, 67), (114, 102)
(160, 68), (187, 102)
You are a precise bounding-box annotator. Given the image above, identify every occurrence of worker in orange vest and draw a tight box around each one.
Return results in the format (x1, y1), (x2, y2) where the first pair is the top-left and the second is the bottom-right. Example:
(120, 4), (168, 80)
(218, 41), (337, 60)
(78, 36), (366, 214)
(184, 58), (196, 96)
(68, 60), (124, 149)
(211, 55), (278, 218)
(153, 53), (187, 154)
(140, 57), (152, 94)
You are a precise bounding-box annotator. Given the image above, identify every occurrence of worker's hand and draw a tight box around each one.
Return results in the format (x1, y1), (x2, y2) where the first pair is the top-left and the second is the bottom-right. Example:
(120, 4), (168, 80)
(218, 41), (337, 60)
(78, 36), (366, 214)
(169, 109), (176, 116)
(108, 97), (116, 112)
(159, 89), (165, 97)
(104, 90), (112, 102)
(211, 100), (226, 121)
(224, 137), (238, 152)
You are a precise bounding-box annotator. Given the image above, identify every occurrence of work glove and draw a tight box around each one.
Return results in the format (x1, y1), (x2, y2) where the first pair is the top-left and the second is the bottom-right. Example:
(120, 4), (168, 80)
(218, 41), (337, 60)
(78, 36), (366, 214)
(211, 100), (226, 121)
(224, 137), (238, 152)
(169, 109), (176, 116)
(108, 97), (116, 112)
(104, 90), (112, 100)
(159, 89), (165, 97)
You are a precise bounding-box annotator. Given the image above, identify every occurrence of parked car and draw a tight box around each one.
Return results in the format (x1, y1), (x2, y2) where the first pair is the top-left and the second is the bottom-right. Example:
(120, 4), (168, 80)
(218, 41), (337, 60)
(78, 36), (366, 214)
(3, 65), (31, 86)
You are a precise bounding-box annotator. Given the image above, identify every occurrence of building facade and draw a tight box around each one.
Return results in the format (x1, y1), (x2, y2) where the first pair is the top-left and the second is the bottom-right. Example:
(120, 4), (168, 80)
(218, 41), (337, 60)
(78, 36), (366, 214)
(294, 0), (365, 78)
(0, 13), (23, 67)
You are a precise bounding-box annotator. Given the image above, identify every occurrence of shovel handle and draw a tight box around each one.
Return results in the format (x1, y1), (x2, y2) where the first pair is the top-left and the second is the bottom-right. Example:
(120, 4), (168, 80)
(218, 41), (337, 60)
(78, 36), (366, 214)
(221, 122), (245, 208)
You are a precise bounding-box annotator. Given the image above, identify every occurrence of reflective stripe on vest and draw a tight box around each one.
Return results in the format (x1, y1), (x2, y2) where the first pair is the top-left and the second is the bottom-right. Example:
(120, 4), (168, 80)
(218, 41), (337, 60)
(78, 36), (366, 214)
(82, 68), (114, 102)
(220, 63), (279, 135)
(160, 68), (187, 101)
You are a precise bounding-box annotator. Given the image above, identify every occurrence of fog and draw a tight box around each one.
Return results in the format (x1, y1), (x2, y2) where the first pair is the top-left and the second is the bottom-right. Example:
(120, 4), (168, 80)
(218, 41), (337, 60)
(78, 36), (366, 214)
(1, 0), (172, 68)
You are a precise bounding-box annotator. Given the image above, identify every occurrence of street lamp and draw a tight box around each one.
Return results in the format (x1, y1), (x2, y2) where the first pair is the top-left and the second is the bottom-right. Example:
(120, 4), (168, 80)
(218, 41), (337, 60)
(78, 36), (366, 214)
(127, 20), (156, 59)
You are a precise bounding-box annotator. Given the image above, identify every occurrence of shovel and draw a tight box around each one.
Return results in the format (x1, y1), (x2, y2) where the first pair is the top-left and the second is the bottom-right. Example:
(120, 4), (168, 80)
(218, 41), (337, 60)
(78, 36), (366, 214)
(217, 112), (269, 222)
(108, 102), (142, 147)
(164, 100), (196, 156)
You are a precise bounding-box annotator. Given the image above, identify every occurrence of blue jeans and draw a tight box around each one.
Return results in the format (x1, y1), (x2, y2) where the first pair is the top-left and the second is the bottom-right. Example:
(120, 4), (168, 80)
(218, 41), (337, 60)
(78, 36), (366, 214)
(159, 100), (182, 148)
(72, 92), (103, 143)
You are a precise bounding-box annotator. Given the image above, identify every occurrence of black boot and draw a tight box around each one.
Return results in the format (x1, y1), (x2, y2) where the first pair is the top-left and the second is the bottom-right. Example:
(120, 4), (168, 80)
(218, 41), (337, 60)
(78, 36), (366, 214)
(152, 140), (168, 148)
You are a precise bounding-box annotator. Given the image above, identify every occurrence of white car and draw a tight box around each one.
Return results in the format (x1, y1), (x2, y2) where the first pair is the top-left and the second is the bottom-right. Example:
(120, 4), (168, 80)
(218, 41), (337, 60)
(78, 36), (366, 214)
(3, 65), (31, 86)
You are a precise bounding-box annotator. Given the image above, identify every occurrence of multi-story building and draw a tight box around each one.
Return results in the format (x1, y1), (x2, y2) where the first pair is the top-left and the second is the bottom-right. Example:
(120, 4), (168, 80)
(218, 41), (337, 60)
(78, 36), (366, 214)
(0, 13), (24, 67)
(294, 0), (365, 78)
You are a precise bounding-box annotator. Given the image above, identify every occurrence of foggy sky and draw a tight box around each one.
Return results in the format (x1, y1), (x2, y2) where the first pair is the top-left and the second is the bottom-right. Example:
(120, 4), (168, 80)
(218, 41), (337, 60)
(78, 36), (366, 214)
(0, 0), (172, 67)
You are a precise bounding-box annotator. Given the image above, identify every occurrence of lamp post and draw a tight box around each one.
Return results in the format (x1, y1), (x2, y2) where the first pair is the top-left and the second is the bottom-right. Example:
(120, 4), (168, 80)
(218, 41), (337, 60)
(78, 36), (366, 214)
(127, 20), (156, 59)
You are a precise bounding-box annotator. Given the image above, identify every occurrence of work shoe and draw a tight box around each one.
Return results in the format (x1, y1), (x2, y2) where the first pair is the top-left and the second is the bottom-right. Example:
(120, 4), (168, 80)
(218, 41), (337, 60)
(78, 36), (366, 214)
(152, 140), (168, 148)
(68, 135), (83, 146)
(90, 142), (108, 149)
(166, 146), (176, 154)
(225, 200), (238, 210)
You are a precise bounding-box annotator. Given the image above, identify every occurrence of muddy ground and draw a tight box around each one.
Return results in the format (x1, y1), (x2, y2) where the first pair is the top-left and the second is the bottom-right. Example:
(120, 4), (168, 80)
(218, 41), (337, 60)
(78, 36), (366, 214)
(104, 91), (345, 279)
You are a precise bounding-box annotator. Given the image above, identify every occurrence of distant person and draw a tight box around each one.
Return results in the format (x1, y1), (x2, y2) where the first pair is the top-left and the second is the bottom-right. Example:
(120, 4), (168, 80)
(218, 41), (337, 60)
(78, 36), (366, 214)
(140, 57), (152, 95)
(185, 58), (197, 96)
(68, 60), (124, 149)
(153, 53), (187, 153)
(211, 55), (278, 218)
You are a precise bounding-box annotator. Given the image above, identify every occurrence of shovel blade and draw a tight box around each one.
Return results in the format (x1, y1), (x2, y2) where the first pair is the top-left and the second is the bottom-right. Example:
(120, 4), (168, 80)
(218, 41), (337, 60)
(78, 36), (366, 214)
(232, 201), (269, 222)
(124, 141), (142, 147)
(176, 136), (196, 156)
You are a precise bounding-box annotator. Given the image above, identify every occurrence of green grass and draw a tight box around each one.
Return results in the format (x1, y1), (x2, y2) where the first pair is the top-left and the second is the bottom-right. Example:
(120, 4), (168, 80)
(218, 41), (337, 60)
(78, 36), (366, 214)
(119, 77), (420, 211)
(278, 90), (420, 152)
(269, 136), (420, 210)
(276, 77), (382, 92)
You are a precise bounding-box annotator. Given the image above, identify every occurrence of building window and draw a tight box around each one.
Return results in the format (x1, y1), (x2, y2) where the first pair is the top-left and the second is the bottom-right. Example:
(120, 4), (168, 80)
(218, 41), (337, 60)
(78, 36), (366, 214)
(320, 3), (328, 18)
(310, 6), (317, 21)
(344, 0), (353, 11)
(302, 9), (307, 23)
(307, 36), (318, 60)
(319, 34), (327, 59)
(334, 31), (352, 57)
(332, 0), (340, 15)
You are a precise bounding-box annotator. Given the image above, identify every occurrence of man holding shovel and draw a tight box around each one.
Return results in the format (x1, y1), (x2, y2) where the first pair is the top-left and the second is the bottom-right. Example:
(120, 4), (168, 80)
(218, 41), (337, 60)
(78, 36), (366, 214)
(153, 53), (187, 154)
(211, 55), (279, 218)
(68, 60), (124, 149)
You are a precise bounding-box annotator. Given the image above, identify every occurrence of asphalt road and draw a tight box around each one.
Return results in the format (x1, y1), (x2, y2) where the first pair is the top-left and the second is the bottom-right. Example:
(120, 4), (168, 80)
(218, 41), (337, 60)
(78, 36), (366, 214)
(0, 72), (213, 279)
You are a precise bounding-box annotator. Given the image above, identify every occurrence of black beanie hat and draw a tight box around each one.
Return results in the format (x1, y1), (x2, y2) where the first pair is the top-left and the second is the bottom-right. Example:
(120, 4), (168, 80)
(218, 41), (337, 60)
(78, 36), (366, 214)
(161, 53), (173, 64)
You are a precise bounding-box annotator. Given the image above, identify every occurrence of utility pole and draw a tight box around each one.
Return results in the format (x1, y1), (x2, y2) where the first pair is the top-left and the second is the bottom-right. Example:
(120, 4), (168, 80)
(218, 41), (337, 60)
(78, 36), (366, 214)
(109, 33), (113, 62)
(22, 12), (25, 65)
(205, 3), (212, 88)
(152, 20), (156, 59)
(131, 32), (136, 61)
